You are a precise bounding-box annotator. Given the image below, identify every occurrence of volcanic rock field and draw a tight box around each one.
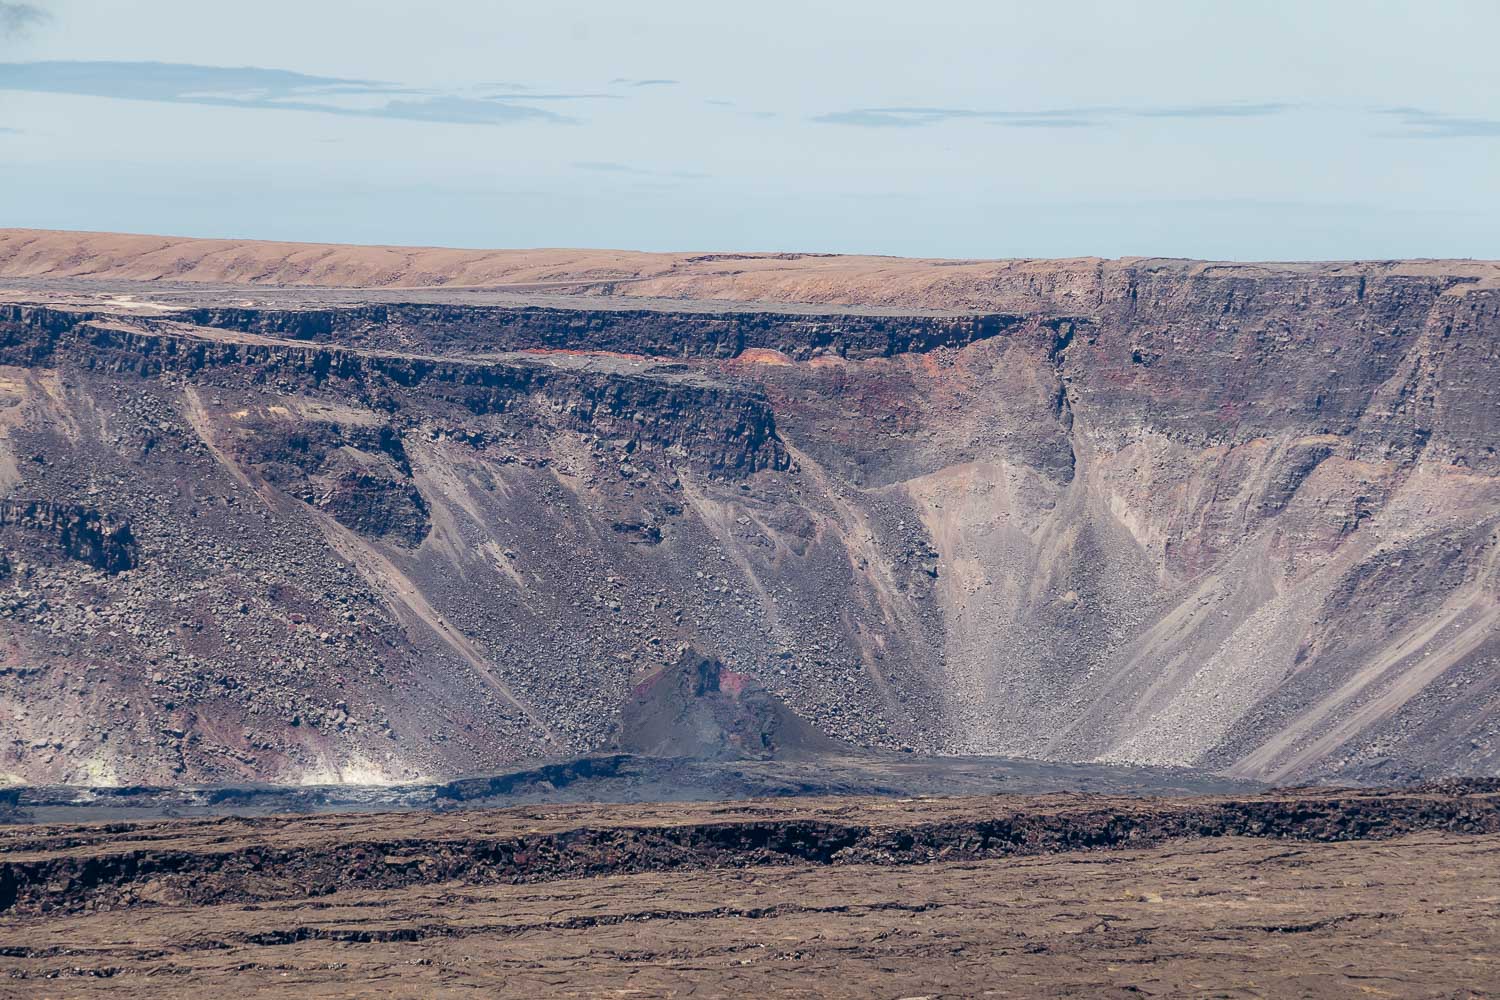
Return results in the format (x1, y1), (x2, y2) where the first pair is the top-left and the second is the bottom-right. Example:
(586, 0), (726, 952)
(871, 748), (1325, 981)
(3, 783), (1499, 996)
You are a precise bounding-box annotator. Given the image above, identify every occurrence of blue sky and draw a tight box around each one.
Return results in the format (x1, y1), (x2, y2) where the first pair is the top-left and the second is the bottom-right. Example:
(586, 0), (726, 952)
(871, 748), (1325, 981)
(1, 0), (1496, 259)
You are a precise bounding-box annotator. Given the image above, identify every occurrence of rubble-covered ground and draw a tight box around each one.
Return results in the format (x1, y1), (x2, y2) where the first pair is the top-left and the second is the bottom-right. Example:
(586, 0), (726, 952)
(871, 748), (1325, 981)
(1, 784), (1497, 997)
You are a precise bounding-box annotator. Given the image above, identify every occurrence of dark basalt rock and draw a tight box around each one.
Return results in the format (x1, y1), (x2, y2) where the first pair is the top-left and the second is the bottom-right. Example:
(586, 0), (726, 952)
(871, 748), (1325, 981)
(615, 649), (844, 761)
(0, 500), (137, 574)
(175, 303), (1022, 361)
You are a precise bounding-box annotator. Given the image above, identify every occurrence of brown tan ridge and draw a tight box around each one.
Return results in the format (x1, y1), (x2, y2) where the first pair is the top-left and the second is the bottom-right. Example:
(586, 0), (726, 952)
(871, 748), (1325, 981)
(2, 228), (1497, 312)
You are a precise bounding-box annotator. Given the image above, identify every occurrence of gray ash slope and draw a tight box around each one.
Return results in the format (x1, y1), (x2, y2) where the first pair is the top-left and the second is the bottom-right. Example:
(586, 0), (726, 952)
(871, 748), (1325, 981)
(5, 651), (1261, 825)
(0, 262), (1496, 788)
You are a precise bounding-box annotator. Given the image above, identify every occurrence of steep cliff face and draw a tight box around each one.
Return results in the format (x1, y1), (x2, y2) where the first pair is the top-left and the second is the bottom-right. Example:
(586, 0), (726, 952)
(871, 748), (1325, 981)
(0, 253), (1495, 787)
(737, 270), (1500, 785)
(171, 304), (1020, 361)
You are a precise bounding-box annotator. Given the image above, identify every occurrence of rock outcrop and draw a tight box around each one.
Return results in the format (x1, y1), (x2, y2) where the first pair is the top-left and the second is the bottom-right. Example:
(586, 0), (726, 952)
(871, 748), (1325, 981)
(0, 500), (136, 574)
(614, 648), (845, 761)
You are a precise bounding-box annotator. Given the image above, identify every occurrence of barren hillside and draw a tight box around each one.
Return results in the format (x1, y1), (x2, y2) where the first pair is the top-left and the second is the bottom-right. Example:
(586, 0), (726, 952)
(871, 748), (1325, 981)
(4, 227), (1498, 311)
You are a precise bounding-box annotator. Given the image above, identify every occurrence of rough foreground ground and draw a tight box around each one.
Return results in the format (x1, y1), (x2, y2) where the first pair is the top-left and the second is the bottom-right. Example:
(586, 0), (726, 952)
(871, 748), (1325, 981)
(3, 785), (1498, 998)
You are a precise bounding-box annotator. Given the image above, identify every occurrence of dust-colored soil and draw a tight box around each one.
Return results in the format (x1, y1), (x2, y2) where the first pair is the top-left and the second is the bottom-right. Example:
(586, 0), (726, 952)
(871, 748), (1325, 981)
(3, 228), (1497, 312)
(2, 786), (1498, 998)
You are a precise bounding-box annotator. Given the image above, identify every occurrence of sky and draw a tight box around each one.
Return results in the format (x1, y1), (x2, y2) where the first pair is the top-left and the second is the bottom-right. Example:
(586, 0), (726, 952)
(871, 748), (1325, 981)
(0, 0), (1497, 260)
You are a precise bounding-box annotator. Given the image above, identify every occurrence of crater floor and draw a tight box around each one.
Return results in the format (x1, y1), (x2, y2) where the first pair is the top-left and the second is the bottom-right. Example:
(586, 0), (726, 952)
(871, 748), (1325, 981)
(3, 785), (1497, 998)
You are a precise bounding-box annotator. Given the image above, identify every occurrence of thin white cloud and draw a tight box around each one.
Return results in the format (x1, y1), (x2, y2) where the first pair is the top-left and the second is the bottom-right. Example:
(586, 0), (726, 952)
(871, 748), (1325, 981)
(1379, 107), (1500, 138)
(574, 160), (650, 174)
(610, 77), (679, 87)
(572, 161), (708, 183)
(812, 102), (1297, 129)
(0, 2), (48, 38)
(0, 60), (610, 125)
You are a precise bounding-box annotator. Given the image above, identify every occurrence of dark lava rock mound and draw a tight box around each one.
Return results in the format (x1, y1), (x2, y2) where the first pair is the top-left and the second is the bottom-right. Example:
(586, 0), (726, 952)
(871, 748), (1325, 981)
(615, 649), (844, 761)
